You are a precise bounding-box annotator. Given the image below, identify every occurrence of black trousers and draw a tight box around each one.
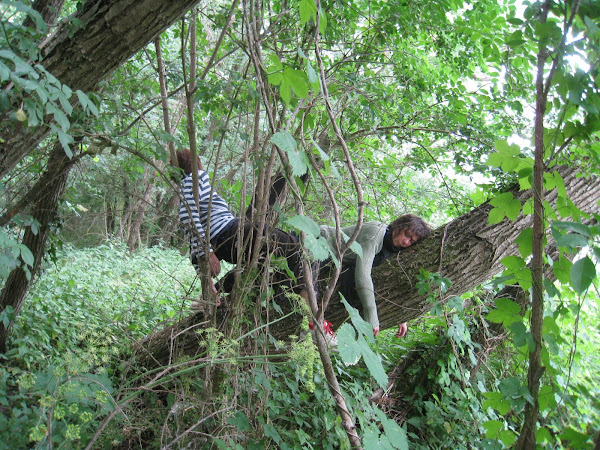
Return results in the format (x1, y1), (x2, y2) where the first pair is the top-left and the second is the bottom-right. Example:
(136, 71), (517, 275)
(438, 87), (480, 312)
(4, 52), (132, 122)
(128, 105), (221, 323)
(211, 218), (306, 292)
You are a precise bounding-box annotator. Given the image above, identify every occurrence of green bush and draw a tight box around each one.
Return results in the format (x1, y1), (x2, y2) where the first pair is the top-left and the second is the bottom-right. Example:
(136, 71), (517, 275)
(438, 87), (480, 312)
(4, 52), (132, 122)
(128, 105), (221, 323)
(0, 242), (199, 448)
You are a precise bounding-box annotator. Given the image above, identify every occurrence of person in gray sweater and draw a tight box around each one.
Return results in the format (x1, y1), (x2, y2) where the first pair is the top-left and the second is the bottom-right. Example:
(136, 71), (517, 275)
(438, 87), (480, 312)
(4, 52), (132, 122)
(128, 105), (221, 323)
(319, 214), (431, 337)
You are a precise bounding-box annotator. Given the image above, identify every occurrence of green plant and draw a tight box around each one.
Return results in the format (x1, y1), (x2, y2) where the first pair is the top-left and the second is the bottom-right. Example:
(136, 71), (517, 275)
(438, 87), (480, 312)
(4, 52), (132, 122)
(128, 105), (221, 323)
(1, 242), (200, 448)
(0, 363), (115, 449)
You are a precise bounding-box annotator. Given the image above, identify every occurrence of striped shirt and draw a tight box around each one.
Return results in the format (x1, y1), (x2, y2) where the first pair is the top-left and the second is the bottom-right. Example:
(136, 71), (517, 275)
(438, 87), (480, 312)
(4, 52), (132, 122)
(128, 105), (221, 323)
(179, 170), (235, 257)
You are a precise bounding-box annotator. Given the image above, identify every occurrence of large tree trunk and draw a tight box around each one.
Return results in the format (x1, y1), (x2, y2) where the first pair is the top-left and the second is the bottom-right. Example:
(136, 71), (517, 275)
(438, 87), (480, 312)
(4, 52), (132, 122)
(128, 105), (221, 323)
(0, 142), (74, 352)
(135, 166), (600, 366)
(0, 0), (202, 179)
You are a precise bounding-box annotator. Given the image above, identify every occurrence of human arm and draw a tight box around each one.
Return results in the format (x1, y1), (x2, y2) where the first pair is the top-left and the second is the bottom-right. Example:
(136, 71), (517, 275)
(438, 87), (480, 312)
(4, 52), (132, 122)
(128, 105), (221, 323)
(208, 252), (221, 277)
(353, 249), (380, 335)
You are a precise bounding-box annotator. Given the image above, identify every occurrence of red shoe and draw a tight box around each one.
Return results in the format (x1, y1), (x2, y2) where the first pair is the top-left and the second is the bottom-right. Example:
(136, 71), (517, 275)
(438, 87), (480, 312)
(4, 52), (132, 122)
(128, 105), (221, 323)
(308, 320), (337, 347)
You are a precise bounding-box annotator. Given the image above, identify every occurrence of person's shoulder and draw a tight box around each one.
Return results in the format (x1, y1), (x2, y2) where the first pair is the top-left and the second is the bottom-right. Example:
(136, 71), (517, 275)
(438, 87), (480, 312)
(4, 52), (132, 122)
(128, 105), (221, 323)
(362, 221), (387, 234)
(364, 221), (386, 228)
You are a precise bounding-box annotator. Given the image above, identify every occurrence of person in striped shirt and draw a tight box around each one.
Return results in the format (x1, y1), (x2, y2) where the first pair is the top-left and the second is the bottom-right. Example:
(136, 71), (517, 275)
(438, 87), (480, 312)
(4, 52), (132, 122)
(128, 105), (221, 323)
(176, 149), (309, 304)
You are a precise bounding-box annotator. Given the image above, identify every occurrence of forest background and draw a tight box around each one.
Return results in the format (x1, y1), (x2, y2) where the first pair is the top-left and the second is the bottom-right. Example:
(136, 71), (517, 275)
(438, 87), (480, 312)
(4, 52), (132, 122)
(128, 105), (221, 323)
(1, 0), (599, 448)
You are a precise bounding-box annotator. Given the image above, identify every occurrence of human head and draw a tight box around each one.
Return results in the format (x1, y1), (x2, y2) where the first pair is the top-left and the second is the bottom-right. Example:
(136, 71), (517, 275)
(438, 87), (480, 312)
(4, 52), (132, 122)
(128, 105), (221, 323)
(175, 148), (202, 176)
(389, 214), (431, 248)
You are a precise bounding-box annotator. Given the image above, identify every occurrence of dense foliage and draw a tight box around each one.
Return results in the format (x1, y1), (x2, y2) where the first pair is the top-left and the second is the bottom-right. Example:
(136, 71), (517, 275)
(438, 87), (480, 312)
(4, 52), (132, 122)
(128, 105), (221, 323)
(1, 0), (599, 447)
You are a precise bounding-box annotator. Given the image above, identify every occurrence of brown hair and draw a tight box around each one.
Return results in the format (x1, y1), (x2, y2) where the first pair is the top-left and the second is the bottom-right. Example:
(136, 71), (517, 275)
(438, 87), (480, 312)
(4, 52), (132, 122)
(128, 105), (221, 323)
(175, 148), (202, 177)
(389, 214), (431, 240)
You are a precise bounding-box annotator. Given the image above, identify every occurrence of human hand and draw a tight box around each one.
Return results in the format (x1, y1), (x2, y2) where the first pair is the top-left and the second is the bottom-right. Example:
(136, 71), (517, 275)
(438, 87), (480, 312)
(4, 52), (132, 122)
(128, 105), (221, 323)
(210, 279), (221, 306)
(395, 322), (407, 338)
(208, 252), (221, 277)
(373, 326), (380, 337)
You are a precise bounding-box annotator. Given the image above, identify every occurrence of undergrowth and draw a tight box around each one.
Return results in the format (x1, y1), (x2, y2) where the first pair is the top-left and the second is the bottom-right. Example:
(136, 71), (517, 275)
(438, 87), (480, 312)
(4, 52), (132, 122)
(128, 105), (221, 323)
(1, 244), (599, 448)
(0, 242), (198, 449)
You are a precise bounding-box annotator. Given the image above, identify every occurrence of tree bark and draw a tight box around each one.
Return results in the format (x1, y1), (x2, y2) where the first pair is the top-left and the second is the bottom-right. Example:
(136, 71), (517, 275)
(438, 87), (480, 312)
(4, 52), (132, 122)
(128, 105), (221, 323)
(23, 0), (66, 29)
(0, 142), (75, 352)
(135, 165), (600, 366)
(126, 169), (155, 251)
(0, 0), (202, 179)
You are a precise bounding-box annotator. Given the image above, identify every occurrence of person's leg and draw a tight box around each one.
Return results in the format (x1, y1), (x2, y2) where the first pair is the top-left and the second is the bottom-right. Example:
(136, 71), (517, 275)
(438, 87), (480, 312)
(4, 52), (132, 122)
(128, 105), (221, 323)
(268, 227), (308, 291)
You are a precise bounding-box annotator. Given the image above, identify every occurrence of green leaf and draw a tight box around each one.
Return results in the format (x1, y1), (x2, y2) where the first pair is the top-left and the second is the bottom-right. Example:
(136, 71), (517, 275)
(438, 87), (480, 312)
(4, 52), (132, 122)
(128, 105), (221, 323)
(544, 278), (560, 298)
(17, 244), (34, 267)
(48, 103), (70, 131)
(299, 0), (317, 25)
(57, 91), (73, 116)
(552, 221), (592, 237)
(283, 68), (308, 99)
(487, 298), (521, 327)
(557, 427), (591, 447)
(489, 192), (521, 221)
(267, 72), (283, 86)
(515, 228), (532, 257)
(0, 92), (9, 112)
(509, 321), (529, 348)
(286, 214), (320, 237)
(306, 61), (319, 84)
(570, 256), (596, 294)
(379, 413), (409, 450)
(318, 7), (327, 33)
(555, 233), (589, 249)
(482, 392), (511, 415)
(279, 78), (291, 104)
(337, 323), (361, 365)
(57, 129), (74, 158)
(363, 429), (380, 449)
(499, 377), (524, 399)
(505, 198), (521, 220)
(483, 420), (503, 438)
(270, 130), (295, 151)
(486, 152), (504, 167)
(267, 53), (283, 71)
(584, 16), (600, 38)
(303, 234), (330, 261)
(76, 90), (99, 116)
(536, 427), (553, 445)
(487, 207), (505, 224)
(514, 267), (532, 291)
(499, 430), (517, 446)
(359, 334), (388, 389)
(307, 66), (320, 94)
(341, 298), (373, 342)
(269, 131), (307, 176)
(501, 255), (525, 271)
(263, 423), (281, 444)
(486, 140), (522, 171)
(227, 411), (251, 431)
(553, 256), (572, 284)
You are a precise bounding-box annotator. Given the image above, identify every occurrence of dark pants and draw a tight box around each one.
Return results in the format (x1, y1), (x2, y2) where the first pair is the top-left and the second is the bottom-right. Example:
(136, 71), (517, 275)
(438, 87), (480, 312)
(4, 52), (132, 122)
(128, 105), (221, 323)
(318, 260), (363, 315)
(211, 219), (306, 292)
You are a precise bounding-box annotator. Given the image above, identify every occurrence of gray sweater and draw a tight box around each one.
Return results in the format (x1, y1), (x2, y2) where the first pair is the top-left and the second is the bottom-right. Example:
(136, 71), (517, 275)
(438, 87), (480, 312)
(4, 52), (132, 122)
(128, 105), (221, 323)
(319, 221), (388, 329)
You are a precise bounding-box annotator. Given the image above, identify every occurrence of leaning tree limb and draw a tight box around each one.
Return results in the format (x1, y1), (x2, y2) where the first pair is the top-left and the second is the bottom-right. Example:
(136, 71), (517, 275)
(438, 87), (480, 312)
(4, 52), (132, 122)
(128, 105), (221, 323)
(0, 0), (202, 179)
